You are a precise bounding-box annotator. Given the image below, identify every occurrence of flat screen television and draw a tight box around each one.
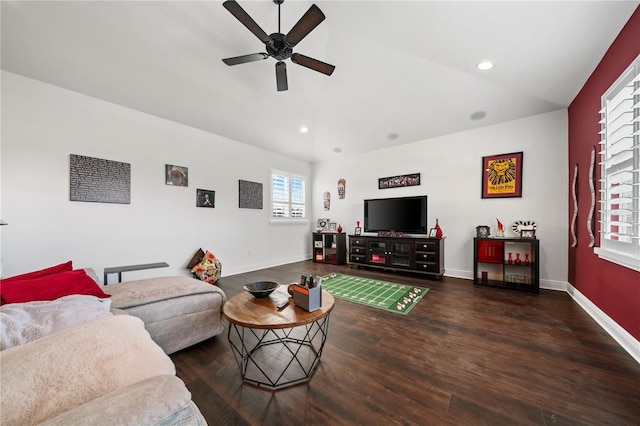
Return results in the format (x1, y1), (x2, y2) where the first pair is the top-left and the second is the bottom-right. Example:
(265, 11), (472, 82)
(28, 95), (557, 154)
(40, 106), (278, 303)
(364, 195), (428, 234)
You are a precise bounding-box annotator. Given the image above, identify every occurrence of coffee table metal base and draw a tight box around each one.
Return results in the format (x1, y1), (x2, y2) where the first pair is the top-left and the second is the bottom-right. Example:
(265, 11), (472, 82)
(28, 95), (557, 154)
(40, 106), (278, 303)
(227, 315), (331, 389)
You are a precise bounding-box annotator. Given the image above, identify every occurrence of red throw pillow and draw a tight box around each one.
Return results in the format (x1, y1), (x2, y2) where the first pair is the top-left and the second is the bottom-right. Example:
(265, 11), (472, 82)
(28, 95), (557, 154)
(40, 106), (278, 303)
(0, 269), (110, 304)
(1, 261), (73, 283)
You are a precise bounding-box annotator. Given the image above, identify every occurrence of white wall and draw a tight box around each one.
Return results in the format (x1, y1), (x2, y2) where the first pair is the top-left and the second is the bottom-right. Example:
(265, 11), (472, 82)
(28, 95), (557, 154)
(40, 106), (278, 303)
(1, 71), (569, 289)
(311, 110), (569, 289)
(1, 72), (311, 282)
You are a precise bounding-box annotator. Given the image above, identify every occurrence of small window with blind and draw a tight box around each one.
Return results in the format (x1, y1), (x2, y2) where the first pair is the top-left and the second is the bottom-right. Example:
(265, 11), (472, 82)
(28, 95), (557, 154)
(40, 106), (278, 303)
(595, 54), (640, 272)
(270, 169), (307, 222)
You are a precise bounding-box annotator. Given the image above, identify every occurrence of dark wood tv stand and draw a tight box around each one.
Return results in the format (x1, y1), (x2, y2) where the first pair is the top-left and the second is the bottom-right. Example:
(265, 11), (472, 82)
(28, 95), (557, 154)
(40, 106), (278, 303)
(348, 235), (444, 279)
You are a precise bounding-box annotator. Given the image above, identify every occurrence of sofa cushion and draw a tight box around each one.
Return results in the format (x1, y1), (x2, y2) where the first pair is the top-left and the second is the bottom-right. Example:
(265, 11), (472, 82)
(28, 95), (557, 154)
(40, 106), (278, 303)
(0, 294), (112, 350)
(107, 276), (223, 309)
(191, 251), (222, 284)
(40, 375), (206, 426)
(0, 269), (110, 304)
(186, 248), (205, 269)
(1, 261), (73, 283)
(0, 315), (175, 425)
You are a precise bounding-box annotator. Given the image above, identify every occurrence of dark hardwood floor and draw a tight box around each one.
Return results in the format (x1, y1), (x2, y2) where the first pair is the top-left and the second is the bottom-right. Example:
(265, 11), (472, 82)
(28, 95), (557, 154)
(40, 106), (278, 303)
(171, 260), (640, 425)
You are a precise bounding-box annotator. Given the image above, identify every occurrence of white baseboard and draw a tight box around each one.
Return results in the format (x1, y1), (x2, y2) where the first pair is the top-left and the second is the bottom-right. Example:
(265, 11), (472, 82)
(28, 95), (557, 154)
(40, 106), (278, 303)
(567, 283), (640, 364)
(539, 278), (567, 291)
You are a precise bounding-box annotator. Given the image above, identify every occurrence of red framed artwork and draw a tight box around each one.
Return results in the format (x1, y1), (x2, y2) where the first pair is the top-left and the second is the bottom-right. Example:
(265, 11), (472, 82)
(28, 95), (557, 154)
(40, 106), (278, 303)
(481, 151), (523, 198)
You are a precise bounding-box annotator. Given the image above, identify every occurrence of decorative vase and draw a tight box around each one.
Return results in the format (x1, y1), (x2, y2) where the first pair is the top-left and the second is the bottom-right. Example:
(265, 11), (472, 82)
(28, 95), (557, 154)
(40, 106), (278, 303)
(337, 224), (343, 233)
(507, 252), (513, 264)
(515, 253), (522, 265)
(496, 218), (504, 237)
(524, 253), (530, 265)
(435, 218), (443, 238)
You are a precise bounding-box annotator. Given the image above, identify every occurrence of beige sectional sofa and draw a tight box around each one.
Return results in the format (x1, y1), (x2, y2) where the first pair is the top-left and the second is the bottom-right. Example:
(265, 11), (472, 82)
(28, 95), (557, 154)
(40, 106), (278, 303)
(1, 269), (227, 425)
(1, 315), (206, 425)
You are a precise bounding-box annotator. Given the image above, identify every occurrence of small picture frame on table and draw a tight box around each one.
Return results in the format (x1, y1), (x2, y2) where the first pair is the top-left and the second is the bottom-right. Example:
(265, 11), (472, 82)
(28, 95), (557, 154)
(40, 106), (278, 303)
(520, 229), (536, 239)
(354, 227), (362, 235)
(429, 228), (438, 238)
(329, 222), (337, 231)
(476, 225), (491, 238)
(316, 218), (330, 231)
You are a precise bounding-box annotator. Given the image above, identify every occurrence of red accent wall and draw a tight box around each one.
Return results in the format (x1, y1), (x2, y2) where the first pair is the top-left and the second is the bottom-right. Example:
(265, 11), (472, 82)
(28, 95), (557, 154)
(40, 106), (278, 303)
(568, 7), (640, 341)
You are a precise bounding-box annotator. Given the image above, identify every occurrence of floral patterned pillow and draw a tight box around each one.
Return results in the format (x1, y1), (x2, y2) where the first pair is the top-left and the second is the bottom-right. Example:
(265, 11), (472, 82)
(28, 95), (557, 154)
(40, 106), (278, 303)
(191, 251), (222, 284)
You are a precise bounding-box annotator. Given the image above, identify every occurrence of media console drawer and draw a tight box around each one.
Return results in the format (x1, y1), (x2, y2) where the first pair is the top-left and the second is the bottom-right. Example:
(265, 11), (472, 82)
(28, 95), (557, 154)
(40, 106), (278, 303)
(415, 262), (438, 273)
(415, 241), (437, 251)
(415, 252), (437, 262)
(351, 246), (365, 255)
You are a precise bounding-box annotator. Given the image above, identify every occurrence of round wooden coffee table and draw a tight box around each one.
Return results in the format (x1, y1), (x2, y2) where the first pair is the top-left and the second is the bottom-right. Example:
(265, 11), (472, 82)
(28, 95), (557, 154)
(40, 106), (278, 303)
(223, 288), (334, 389)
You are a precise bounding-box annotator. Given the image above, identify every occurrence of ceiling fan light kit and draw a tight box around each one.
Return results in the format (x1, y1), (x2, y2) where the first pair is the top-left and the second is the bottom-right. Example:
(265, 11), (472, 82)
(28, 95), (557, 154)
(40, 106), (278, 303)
(222, 0), (335, 91)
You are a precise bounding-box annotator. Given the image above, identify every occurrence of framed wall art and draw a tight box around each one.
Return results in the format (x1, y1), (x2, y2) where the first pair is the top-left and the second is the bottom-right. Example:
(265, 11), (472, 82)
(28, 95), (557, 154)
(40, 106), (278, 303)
(378, 173), (420, 189)
(239, 179), (263, 209)
(481, 152), (523, 198)
(166, 164), (188, 187)
(196, 189), (215, 208)
(70, 154), (131, 204)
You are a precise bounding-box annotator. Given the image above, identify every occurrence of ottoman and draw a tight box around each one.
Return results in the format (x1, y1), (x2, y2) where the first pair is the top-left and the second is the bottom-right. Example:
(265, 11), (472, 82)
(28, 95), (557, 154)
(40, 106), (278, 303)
(100, 274), (227, 354)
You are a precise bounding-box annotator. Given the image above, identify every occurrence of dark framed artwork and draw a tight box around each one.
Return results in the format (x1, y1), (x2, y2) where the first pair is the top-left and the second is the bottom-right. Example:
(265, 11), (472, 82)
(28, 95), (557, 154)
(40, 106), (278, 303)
(196, 189), (215, 208)
(166, 164), (188, 187)
(70, 154), (131, 204)
(481, 152), (523, 198)
(239, 179), (263, 209)
(378, 173), (420, 189)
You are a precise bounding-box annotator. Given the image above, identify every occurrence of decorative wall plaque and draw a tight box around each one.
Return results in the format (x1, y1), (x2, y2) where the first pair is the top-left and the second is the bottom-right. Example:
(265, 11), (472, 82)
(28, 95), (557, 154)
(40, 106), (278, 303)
(239, 180), (263, 209)
(70, 154), (130, 204)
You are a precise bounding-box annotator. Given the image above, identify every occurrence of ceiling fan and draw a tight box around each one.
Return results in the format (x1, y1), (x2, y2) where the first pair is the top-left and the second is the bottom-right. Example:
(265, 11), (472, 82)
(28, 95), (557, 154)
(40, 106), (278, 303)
(222, 0), (335, 91)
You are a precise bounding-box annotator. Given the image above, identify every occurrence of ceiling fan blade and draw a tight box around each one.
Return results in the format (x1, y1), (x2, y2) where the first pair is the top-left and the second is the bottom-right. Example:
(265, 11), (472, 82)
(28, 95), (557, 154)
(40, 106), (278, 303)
(276, 61), (288, 92)
(291, 53), (335, 76)
(222, 53), (269, 66)
(284, 4), (325, 48)
(223, 0), (270, 44)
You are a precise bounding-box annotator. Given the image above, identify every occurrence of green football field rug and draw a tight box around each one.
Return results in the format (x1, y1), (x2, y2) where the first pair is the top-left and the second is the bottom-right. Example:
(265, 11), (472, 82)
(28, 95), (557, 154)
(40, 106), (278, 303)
(321, 273), (428, 315)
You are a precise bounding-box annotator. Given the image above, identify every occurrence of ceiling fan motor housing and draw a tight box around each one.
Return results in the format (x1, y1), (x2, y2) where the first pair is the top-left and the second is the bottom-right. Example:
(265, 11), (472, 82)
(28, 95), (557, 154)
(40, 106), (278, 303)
(266, 33), (293, 61)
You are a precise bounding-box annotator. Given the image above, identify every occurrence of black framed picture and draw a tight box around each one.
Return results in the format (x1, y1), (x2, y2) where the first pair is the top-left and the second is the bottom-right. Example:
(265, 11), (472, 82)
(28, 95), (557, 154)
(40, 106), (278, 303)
(476, 225), (491, 238)
(196, 189), (215, 208)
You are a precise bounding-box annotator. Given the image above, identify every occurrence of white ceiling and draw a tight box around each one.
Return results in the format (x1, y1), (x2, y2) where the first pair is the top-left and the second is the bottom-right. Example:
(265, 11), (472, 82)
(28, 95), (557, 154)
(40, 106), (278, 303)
(2, 1), (638, 163)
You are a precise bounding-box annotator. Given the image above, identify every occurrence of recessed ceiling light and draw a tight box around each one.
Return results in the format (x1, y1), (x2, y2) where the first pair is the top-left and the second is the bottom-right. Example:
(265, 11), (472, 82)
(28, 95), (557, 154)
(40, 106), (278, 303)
(300, 126), (309, 133)
(477, 61), (493, 70)
(333, 147), (342, 153)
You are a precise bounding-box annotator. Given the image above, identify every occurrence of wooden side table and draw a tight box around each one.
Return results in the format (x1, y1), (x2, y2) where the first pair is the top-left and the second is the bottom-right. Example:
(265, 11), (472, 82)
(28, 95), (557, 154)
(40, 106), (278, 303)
(223, 288), (335, 389)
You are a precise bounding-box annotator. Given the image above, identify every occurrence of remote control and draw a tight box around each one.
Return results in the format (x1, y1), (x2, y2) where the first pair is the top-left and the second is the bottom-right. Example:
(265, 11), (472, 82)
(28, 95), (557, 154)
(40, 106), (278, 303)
(276, 299), (289, 310)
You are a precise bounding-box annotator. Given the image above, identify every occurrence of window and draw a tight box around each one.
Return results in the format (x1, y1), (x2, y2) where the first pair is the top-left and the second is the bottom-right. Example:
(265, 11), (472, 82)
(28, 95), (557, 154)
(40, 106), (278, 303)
(270, 169), (306, 221)
(595, 54), (640, 272)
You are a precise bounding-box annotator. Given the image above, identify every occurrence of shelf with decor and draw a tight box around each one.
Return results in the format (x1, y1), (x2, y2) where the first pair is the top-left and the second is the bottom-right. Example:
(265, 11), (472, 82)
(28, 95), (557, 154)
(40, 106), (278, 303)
(473, 237), (539, 293)
(312, 232), (346, 265)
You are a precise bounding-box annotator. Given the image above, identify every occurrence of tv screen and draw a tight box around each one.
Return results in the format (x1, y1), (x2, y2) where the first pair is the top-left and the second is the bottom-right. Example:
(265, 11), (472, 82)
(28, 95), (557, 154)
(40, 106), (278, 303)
(364, 196), (428, 234)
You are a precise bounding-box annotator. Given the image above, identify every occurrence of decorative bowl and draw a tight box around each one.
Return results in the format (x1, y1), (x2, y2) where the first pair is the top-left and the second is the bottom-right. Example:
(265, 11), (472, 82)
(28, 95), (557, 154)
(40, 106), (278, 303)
(243, 281), (280, 298)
